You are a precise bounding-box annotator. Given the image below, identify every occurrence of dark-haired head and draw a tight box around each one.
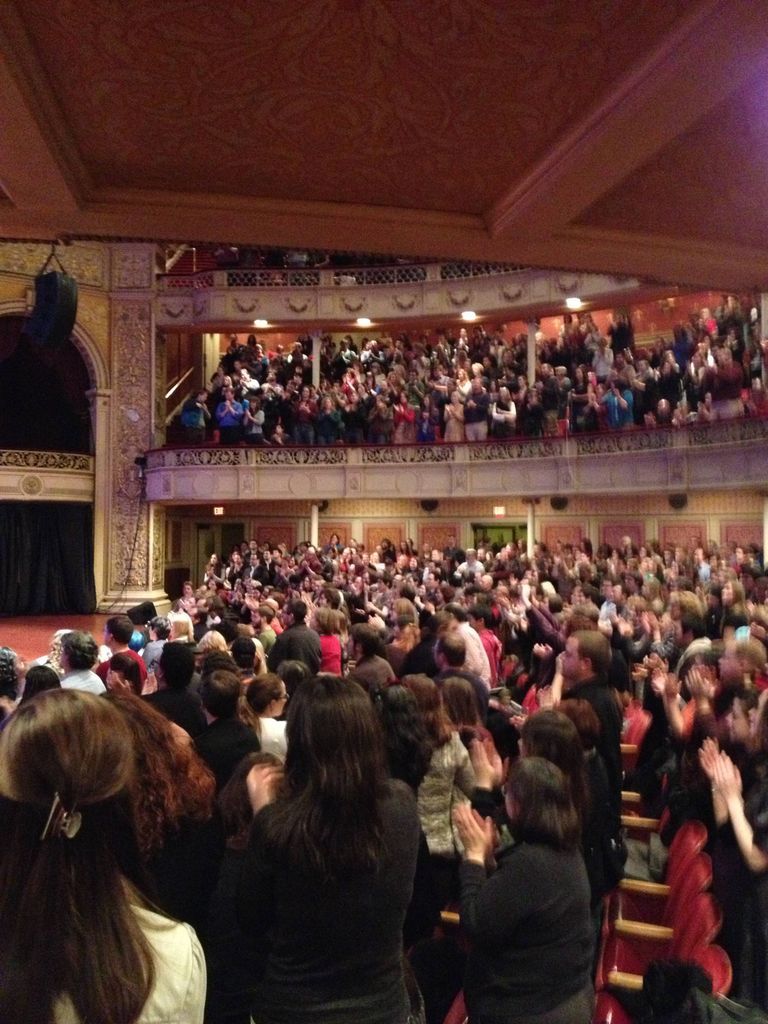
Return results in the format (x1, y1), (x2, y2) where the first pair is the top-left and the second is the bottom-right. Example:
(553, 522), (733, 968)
(266, 675), (388, 878)
(505, 756), (580, 851)
(19, 665), (61, 704)
(521, 710), (588, 824)
(374, 684), (431, 792)
(108, 652), (143, 696)
(0, 647), (17, 700)
(276, 659), (311, 698)
(158, 641), (195, 690)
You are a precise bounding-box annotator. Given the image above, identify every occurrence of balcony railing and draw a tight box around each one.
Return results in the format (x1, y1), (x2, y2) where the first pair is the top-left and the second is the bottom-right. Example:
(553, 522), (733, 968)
(155, 261), (645, 329)
(144, 416), (768, 504)
(0, 449), (95, 503)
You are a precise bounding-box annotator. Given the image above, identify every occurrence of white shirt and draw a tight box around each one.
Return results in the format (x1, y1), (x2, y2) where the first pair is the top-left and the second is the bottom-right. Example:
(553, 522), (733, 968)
(457, 622), (492, 689)
(259, 716), (288, 759)
(60, 669), (106, 695)
(56, 905), (205, 1023)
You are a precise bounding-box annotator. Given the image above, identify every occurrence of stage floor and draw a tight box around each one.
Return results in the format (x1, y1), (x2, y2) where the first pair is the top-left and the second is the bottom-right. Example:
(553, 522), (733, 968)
(0, 614), (111, 662)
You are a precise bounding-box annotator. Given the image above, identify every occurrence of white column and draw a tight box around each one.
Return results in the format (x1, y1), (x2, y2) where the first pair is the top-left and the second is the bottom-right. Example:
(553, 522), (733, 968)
(312, 334), (321, 390)
(526, 501), (535, 558)
(204, 332), (220, 383)
(310, 503), (320, 547)
(526, 320), (537, 387)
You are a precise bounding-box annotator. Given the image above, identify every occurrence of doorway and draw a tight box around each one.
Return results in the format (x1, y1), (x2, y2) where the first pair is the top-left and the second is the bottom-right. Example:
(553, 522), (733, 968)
(196, 521), (246, 582)
(471, 522), (527, 553)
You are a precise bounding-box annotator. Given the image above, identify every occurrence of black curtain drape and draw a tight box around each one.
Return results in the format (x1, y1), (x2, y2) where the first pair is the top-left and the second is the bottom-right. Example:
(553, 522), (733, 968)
(0, 502), (96, 614)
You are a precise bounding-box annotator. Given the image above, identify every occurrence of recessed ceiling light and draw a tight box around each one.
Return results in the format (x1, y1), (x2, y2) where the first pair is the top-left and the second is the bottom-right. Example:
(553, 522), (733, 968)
(356, 317), (372, 328)
(461, 310), (477, 322)
(253, 319), (269, 328)
(565, 297), (583, 310)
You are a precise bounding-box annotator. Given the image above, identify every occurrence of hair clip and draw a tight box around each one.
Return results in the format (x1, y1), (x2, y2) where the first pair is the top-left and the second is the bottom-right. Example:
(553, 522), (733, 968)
(40, 792), (82, 841)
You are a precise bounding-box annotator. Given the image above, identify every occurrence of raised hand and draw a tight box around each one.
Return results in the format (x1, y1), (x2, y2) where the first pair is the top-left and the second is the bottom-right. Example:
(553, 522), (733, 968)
(246, 762), (284, 815)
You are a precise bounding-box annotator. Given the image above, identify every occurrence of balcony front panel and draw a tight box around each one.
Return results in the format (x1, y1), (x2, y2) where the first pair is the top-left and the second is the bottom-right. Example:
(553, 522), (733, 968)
(155, 265), (645, 328)
(145, 420), (768, 505)
(0, 450), (94, 502)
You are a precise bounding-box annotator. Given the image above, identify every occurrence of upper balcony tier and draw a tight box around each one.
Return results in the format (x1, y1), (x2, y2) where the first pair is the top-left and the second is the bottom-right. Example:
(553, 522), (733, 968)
(145, 417), (768, 505)
(155, 262), (665, 329)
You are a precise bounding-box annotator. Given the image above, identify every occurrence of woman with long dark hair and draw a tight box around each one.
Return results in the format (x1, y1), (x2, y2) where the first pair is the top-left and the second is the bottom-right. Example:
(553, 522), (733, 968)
(0, 689), (205, 1023)
(238, 674), (420, 1024)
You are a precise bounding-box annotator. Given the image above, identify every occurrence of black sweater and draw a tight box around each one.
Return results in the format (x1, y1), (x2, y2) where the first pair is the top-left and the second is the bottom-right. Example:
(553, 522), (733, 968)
(460, 842), (593, 1021)
(238, 781), (420, 1024)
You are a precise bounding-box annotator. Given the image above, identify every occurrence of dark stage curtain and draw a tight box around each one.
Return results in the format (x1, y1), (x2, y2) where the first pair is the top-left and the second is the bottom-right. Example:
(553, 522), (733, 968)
(0, 502), (96, 614)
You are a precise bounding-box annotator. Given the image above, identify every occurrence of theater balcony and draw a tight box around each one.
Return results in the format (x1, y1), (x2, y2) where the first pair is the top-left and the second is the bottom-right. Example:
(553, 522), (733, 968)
(0, 450), (95, 503)
(155, 263), (653, 329)
(145, 418), (768, 507)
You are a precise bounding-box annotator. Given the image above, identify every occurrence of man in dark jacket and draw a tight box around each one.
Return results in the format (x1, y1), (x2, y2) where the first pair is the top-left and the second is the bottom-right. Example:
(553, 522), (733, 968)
(144, 641), (207, 738)
(194, 669), (260, 791)
(267, 599), (321, 675)
(560, 629), (623, 820)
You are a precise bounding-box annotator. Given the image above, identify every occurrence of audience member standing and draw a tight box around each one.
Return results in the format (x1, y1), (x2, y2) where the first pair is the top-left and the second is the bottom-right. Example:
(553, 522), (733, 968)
(266, 600), (321, 675)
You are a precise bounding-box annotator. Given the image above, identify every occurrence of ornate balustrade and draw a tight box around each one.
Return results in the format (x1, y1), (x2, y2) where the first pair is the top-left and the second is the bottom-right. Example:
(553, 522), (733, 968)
(0, 449), (94, 502)
(155, 262), (644, 328)
(144, 418), (768, 505)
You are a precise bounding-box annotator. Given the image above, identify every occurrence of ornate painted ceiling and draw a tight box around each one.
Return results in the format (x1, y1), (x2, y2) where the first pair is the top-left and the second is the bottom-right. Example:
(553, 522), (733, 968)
(0, 0), (766, 288)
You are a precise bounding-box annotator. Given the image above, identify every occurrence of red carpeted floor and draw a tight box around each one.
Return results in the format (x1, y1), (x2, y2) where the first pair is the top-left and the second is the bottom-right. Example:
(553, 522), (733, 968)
(0, 615), (111, 662)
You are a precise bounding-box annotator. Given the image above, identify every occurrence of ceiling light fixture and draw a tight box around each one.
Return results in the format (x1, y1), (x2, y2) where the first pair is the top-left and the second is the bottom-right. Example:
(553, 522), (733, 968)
(356, 317), (372, 328)
(565, 297), (582, 310)
(461, 310), (477, 321)
(253, 319), (269, 328)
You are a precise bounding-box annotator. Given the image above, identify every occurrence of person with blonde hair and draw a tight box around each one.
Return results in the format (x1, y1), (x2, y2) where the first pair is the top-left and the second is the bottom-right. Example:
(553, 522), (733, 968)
(0, 689), (206, 1023)
(195, 630), (228, 658)
(168, 609), (195, 645)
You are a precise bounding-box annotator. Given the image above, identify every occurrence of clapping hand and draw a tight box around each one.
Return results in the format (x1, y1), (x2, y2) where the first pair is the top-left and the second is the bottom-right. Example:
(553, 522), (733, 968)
(469, 736), (504, 790)
(698, 736), (720, 782)
(687, 665), (716, 704)
(712, 751), (742, 803)
(452, 804), (496, 867)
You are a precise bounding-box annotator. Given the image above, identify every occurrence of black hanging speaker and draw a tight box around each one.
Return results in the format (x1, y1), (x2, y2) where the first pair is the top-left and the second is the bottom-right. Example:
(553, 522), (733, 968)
(26, 270), (78, 347)
(420, 499), (439, 512)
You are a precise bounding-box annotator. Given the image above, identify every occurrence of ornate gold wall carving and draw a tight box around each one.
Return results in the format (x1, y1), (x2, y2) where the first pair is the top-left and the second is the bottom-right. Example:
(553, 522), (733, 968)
(0, 242), (106, 288)
(109, 295), (154, 589)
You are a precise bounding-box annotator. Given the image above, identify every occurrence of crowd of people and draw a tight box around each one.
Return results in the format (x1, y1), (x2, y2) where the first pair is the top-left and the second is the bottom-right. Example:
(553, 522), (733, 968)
(1, 530), (768, 1021)
(178, 298), (768, 447)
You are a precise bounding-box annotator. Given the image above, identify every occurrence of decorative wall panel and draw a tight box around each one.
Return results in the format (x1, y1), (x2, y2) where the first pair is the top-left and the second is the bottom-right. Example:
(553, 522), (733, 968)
(600, 521), (644, 550)
(540, 519), (584, 550)
(318, 520), (352, 546)
(417, 522), (461, 554)
(659, 521), (707, 549)
(253, 520), (297, 550)
(720, 521), (762, 548)
(364, 521), (405, 553)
